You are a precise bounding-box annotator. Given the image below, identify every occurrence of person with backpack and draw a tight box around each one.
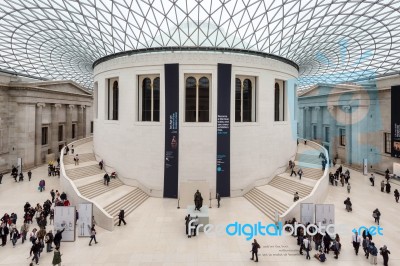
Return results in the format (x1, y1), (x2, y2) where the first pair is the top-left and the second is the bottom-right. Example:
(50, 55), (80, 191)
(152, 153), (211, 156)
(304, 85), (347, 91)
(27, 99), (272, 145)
(250, 239), (260, 262)
(344, 197), (352, 212)
(373, 208), (381, 225)
(369, 242), (378, 264)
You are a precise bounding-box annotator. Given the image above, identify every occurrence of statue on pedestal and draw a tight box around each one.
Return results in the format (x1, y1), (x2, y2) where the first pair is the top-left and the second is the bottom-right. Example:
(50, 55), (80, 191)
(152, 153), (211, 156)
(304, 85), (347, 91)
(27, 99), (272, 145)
(194, 190), (203, 211)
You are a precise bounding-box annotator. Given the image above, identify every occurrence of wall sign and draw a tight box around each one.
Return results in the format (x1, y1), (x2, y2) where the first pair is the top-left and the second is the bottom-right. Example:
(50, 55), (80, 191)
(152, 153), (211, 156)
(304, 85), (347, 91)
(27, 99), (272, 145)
(391, 86), (400, 158)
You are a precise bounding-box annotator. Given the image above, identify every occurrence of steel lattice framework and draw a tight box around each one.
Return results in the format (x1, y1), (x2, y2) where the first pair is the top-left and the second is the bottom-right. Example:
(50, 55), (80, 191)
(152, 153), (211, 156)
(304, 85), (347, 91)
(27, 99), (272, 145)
(0, 0), (400, 90)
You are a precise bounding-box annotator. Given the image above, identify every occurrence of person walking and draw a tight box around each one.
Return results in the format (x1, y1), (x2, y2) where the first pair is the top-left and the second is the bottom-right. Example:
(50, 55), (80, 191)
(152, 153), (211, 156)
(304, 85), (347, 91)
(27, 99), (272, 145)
(352, 231), (361, 255)
(380, 245), (390, 266)
(347, 182), (351, 193)
(45, 230), (54, 252)
(394, 189), (399, 203)
(52, 246), (62, 266)
(363, 236), (371, 259)
(250, 239), (260, 262)
(216, 193), (221, 208)
(381, 180), (385, 192)
(28, 170), (32, 181)
(89, 225), (98, 246)
(106, 174), (110, 186)
(50, 189), (55, 203)
(370, 174), (375, 186)
(99, 160), (103, 170)
(298, 168), (303, 180)
(30, 240), (41, 265)
(71, 145), (74, 154)
(103, 173), (108, 185)
(290, 161), (297, 177)
(10, 228), (19, 247)
(74, 154), (79, 166)
(117, 210), (126, 226)
(373, 208), (381, 225)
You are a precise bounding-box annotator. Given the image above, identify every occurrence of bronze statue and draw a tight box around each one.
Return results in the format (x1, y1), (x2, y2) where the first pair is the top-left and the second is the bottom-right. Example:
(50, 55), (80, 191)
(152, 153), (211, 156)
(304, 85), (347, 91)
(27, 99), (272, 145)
(194, 190), (203, 211)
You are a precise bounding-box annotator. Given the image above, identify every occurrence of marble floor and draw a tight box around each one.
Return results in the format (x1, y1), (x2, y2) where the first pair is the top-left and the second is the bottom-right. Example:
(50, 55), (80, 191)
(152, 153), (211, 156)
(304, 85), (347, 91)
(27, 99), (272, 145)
(0, 162), (399, 266)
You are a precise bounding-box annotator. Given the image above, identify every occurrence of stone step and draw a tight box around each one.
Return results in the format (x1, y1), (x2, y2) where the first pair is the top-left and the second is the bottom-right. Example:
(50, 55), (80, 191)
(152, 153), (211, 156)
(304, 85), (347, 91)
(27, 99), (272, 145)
(65, 164), (104, 180)
(251, 188), (288, 213)
(78, 178), (124, 199)
(64, 153), (96, 165)
(244, 189), (287, 221)
(268, 176), (313, 198)
(285, 166), (323, 180)
(102, 189), (149, 225)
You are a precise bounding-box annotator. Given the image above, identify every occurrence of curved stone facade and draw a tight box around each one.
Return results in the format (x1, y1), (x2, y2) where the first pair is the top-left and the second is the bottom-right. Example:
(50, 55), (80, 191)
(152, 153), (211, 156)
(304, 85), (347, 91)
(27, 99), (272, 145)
(93, 51), (298, 197)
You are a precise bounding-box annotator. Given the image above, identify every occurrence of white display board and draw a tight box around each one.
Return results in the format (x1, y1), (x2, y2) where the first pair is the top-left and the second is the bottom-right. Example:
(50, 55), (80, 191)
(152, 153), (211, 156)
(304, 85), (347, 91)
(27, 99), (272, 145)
(300, 203), (314, 224)
(54, 206), (76, 242)
(394, 163), (400, 176)
(77, 203), (93, 237)
(315, 204), (335, 226)
(363, 159), (368, 175)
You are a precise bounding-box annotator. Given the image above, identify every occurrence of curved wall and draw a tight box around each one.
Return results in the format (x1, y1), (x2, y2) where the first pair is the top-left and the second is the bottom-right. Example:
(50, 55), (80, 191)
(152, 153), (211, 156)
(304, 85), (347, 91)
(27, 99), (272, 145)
(93, 52), (298, 197)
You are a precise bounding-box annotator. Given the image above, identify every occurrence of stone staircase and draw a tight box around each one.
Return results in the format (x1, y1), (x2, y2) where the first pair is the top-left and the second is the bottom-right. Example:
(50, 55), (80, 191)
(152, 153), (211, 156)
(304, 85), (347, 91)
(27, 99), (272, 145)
(64, 153), (96, 165)
(77, 178), (124, 199)
(244, 188), (288, 221)
(103, 189), (149, 226)
(244, 143), (324, 220)
(268, 176), (313, 198)
(65, 164), (105, 180)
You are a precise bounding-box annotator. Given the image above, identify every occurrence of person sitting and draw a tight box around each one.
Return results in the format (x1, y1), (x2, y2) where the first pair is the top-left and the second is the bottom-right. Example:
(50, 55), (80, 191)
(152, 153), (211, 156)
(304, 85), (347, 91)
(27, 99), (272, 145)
(293, 192), (299, 202)
(111, 172), (117, 179)
(314, 250), (326, 262)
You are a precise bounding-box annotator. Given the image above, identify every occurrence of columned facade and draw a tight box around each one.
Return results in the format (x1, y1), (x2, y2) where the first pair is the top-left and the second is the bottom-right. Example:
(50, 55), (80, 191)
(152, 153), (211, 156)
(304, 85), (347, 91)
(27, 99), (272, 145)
(35, 103), (45, 165)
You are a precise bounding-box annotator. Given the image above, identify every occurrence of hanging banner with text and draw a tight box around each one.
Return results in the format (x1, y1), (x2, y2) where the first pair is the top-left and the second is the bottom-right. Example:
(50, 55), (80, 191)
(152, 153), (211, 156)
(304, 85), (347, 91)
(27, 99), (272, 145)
(163, 64), (179, 198)
(392, 86), (400, 158)
(216, 64), (231, 197)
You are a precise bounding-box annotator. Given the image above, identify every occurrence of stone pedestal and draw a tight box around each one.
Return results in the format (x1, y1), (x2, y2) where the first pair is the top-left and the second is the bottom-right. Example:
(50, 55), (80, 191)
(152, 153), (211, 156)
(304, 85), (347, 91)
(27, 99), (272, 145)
(187, 205), (209, 232)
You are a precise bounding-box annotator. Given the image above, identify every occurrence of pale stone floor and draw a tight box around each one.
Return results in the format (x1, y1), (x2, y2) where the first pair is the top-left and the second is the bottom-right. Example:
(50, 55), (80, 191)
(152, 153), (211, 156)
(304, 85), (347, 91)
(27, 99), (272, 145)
(0, 163), (399, 266)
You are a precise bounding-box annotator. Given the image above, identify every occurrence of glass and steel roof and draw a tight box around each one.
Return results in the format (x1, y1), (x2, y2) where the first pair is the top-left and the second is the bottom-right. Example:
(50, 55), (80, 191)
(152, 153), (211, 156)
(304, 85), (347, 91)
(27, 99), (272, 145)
(0, 0), (400, 90)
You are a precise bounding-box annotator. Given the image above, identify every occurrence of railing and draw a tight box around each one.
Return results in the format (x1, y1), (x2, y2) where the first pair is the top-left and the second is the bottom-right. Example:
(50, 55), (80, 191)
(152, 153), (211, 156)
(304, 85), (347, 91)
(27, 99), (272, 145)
(59, 137), (115, 231)
(278, 138), (329, 222)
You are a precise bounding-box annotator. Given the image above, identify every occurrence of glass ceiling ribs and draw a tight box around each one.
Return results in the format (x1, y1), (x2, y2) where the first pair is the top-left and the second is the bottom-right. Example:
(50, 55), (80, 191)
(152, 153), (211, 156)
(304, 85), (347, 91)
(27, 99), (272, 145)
(0, 0), (399, 90)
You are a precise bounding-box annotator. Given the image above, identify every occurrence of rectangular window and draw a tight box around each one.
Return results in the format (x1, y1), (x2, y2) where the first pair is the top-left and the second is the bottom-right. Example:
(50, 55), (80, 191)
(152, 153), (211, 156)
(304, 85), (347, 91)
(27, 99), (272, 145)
(274, 79), (286, 121)
(90, 121), (94, 134)
(72, 124), (76, 139)
(138, 75), (160, 122)
(58, 125), (63, 141)
(340, 128), (346, 146)
(41, 127), (48, 145)
(185, 74), (211, 122)
(324, 127), (330, 142)
(235, 76), (256, 122)
(106, 78), (119, 120)
(384, 133), (391, 154)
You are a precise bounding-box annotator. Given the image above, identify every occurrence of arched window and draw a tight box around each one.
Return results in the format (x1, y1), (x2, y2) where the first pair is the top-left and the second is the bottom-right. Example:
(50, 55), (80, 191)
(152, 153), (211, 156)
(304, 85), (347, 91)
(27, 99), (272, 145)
(106, 78), (119, 120)
(274, 82), (280, 121)
(139, 75), (160, 122)
(112, 81), (119, 120)
(198, 77), (209, 122)
(235, 76), (256, 122)
(185, 76), (197, 122)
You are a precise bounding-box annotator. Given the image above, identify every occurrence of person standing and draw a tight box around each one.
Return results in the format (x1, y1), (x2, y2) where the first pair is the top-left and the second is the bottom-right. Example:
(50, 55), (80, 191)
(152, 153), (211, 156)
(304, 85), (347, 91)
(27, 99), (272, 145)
(20, 222), (29, 244)
(71, 145), (74, 154)
(185, 214), (191, 237)
(370, 174), (375, 186)
(347, 183), (351, 193)
(380, 245), (390, 266)
(45, 230), (54, 252)
(363, 236), (371, 258)
(89, 225), (98, 246)
(74, 154), (79, 166)
(106, 174), (110, 186)
(381, 180), (385, 192)
(369, 242), (378, 265)
(10, 228), (19, 247)
(30, 240), (41, 265)
(117, 210), (126, 226)
(298, 168), (303, 180)
(52, 246), (62, 266)
(323, 233), (331, 254)
(0, 172), (3, 184)
(250, 239), (260, 262)
(394, 189), (399, 203)
(216, 193), (221, 208)
(99, 160), (103, 170)
(75, 209), (79, 225)
(103, 173), (108, 185)
(53, 228), (65, 248)
(50, 189), (56, 203)
(1, 222), (9, 246)
(352, 231), (361, 255)
(28, 170), (32, 181)
(303, 236), (311, 260)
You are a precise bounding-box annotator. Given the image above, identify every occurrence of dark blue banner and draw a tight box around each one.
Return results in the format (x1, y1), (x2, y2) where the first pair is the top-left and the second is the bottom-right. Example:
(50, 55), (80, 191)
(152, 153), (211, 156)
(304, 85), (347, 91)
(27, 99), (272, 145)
(217, 63), (231, 197)
(392, 86), (400, 158)
(163, 64), (179, 198)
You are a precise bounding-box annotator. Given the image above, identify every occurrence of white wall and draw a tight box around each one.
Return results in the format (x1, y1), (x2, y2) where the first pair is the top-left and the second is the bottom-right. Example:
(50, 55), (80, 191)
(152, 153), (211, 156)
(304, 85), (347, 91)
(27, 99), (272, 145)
(93, 52), (298, 196)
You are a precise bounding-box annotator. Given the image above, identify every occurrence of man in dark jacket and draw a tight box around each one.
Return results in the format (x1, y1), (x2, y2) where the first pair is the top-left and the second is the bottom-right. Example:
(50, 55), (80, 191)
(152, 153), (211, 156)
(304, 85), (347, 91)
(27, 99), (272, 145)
(1, 222), (9, 246)
(118, 210), (126, 226)
(53, 228), (65, 248)
(250, 239), (260, 262)
(30, 240), (41, 264)
(45, 230), (54, 252)
(380, 245), (391, 266)
(323, 233), (331, 254)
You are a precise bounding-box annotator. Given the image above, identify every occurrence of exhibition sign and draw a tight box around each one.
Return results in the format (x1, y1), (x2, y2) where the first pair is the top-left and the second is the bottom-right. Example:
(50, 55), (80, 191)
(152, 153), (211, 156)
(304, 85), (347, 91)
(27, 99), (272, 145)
(315, 204), (335, 226)
(54, 206), (75, 241)
(300, 203), (314, 224)
(391, 86), (400, 158)
(77, 203), (93, 237)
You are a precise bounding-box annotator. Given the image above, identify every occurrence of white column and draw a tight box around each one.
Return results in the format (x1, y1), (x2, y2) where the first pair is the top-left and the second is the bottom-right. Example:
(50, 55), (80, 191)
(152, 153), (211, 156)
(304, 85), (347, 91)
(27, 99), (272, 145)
(51, 104), (61, 155)
(314, 106), (322, 141)
(66, 105), (75, 144)
(78, 105), (85, 139)
(328, 106), (336, 158)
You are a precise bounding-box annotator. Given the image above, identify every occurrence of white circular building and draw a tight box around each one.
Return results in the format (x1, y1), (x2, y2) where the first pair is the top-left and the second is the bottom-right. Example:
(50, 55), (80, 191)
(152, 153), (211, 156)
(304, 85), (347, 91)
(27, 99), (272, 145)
(92, 48), (299, 198)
